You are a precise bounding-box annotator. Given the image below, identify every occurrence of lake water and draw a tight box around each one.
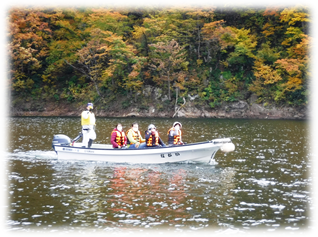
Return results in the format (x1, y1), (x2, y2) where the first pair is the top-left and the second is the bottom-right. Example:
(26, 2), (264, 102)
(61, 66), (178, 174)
(4, 117), (312, 234)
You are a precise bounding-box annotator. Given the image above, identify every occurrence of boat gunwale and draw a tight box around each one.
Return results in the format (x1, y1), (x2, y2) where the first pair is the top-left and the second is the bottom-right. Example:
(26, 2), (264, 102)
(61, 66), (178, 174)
(54, 139), (231, 152)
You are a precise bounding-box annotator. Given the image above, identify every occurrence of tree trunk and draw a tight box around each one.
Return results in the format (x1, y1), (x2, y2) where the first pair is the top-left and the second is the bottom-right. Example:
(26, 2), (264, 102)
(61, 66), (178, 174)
(143, 33), (149, 56)
(93, 80), (101, 97)
(168, 72), (171, 100)
(175, 86), (179, 113)
(198, 29), (200, 59)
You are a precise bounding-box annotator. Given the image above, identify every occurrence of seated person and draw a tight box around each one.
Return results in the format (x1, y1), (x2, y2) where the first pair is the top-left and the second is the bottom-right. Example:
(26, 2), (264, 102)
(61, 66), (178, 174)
(127, 122), (146, 149)
(111, 123), (127, 149)
(167, 121), (184, 146)
(145, 124), (166, 148)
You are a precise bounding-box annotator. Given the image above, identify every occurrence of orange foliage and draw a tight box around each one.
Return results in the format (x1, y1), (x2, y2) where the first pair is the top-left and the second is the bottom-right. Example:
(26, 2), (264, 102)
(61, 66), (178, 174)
(275, 59), (301, 75)
(90, 8), (128, 20)
(253, 60), (282, 85)
(201, 20), (235, 49)
(262, 22), (284, 37)
(293, 35), (310, 56)
(128, 71), (139, 79)
(283, 76), (302, 90)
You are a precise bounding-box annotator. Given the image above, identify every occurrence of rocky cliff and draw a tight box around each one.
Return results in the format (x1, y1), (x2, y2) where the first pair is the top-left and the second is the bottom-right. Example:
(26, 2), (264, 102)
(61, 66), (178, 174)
(10, 86), (307, 119)
(10, 100), (307, 120)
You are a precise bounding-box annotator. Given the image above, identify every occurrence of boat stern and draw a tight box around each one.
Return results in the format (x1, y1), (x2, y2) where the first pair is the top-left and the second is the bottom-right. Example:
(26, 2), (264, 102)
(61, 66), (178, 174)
(52, 134), (71, 151)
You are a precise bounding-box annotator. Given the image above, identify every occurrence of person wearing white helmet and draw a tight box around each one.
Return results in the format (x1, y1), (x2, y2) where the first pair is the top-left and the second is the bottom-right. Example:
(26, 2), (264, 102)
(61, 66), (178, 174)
(81, 102), (96, 148)
(167, 121), (184, 146)
(145, 124), (166, 147)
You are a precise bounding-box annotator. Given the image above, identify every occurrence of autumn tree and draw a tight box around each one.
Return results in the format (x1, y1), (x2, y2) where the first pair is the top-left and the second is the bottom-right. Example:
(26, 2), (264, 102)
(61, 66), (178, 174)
(100, 33), (145, 97)
(274, 33), (310, 102)
(215, 7), (270, 38)
(43, 8), (90, 101)
(64, 28), (110, 98)
(9, 8), (53, 95)
(201, 19), (236, 66)
(123, 56), (147, 102)
(149, 39), (188, 101)
(86, 8), (131, 38)
(250, 32), (318, 102)
(132, 7), (216, 67)
(226, 27), (257, 70)
(132, 13), (166, 56)
(114, 0), (171, 56)
(261, 7), (286, 46)
(249, 42), (282, 101)
(167, 7), (215, 65)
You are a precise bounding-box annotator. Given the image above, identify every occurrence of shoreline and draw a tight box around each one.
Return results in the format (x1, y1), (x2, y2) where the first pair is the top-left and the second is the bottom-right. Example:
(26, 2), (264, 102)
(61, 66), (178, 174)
(10, 100), (307, 120)
(9, 114), (307, 120)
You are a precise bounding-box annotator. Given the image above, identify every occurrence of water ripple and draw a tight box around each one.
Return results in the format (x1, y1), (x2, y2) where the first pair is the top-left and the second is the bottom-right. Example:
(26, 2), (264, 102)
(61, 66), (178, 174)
(6, 117), (310, 232)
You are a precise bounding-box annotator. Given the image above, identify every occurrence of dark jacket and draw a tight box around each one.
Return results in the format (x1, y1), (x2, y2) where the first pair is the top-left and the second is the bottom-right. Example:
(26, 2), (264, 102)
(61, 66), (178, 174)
(145, 130), (166, 147)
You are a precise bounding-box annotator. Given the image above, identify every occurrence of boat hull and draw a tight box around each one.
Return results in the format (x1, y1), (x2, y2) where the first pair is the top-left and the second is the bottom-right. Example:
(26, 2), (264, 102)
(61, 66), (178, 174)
(53, 138), (234, 164)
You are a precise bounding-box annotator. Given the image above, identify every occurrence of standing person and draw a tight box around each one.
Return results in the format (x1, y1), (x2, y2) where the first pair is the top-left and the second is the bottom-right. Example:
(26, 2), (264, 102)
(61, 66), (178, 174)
(127, 122), (146, 149)
(167, 121), (184, 146)
(111, 123), (127, 149)
(145, 124), (166, 148)
(81, 102), (96, 148)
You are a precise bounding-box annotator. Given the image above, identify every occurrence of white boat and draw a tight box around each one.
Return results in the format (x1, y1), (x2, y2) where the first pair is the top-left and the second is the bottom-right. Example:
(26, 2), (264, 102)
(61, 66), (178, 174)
(52, 134), (235, 164)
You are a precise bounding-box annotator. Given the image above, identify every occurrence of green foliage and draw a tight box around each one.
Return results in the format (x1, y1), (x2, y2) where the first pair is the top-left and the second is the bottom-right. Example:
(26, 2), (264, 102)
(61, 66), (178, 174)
(156, 103), (164, 111)
(209, 101), (220, 109)
(138, 104), (149, 111)
(53, 94), (60, 101)
(122, 100), (130, 109)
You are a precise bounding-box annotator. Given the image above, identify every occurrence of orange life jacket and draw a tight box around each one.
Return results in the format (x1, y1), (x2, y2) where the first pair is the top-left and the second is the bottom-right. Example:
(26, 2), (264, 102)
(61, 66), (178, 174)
(167, 127), (182, 145)
(126, 128), (142, 144)
(146, 132), (159, 147)
(112, 130), (125, 146)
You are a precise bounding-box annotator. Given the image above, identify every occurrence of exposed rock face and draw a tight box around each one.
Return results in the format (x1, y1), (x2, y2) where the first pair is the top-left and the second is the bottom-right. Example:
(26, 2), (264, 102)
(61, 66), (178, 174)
(10, 87), (307, 120)
(228, 101), (248, 111)
(125, 112), (140, 117)
(177, 107), (201, 118)
(143, 85), (165, 101)
(173, 100), (306, 119)
(142, 85), (153, 97)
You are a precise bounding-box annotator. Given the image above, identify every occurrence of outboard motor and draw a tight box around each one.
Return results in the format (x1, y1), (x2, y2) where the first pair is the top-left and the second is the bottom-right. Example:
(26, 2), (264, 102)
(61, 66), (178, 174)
(52, 134), (71, 151)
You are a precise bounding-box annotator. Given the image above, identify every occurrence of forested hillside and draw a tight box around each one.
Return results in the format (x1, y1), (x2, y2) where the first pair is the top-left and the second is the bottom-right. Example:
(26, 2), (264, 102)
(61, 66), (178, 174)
(8, 6), (310, 116)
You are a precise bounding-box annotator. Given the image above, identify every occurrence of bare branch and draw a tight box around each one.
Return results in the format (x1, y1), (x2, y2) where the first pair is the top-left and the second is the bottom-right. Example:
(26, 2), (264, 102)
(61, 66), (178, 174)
(64, 59), (90, 78)
(172, 97), (186, 118)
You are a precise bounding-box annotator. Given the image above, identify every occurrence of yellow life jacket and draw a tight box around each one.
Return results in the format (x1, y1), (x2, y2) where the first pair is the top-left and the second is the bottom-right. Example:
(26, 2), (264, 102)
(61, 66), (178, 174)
(81, 111), (95, 126)
(126, 128), (142, 144)
(112, 130), (125, 146)
(167, 127), (182, 145)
